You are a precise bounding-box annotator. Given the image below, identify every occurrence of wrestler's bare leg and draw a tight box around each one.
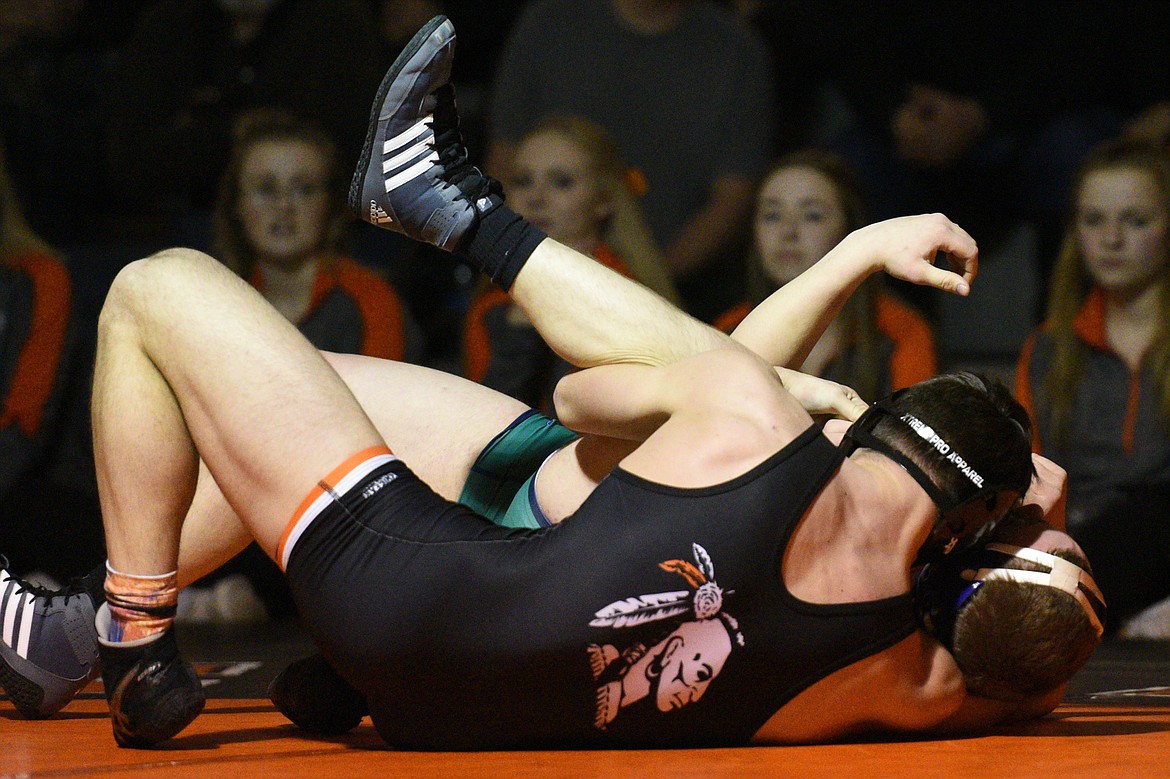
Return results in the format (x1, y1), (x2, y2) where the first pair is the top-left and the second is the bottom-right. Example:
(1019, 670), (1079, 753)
(171, 351), (530, 585)
(93, 248), (383, 578)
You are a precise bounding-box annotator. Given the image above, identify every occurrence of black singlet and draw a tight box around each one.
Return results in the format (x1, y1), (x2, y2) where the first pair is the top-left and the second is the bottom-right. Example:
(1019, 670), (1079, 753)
(284, 423), (917, 750)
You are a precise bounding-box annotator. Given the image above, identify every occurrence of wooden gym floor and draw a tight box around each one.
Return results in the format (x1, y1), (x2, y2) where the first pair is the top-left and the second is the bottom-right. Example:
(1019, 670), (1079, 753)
(2, 623), (1167, 778)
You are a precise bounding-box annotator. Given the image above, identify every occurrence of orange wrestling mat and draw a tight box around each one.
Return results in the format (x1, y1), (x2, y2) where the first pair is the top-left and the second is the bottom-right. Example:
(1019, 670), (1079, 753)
(2, 629), (1168, 778)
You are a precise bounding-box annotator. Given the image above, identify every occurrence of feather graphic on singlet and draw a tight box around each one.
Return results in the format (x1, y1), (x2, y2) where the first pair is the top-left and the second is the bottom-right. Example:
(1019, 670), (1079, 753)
(589, 590), (691, 628)
(658, 559), (706, 587)
(692, 543), (716, 580)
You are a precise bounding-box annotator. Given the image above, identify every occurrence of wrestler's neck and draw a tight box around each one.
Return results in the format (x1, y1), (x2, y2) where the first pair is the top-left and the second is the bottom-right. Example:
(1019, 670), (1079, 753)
(783, 452), (934, 604)
(838, 450), (937, 564)
(611, 0), (687, 35)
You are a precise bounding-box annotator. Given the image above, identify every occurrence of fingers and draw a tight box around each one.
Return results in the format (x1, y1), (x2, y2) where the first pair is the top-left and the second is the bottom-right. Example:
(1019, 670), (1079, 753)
(870, 214), (978, 296)
(1021, 453), (1069, 531)
(924, 216), (978, 295)
(828, 383), (869, 422)
(1030, 453), (1066, 482)
(823, 417), (851, 439)
(776, 368), (868, 421)
(919, 260), (974, 297)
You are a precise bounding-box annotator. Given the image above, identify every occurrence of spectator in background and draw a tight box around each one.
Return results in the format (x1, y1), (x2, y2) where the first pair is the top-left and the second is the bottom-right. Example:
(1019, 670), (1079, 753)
(183, 109), (419, 623)
(108, 0), (381, 244)
(214, 109), (419, 362)
(0, 143), (77, 572)
(486, 0), (772, 321)
(715, 150), (935, 403)
(1016, 138), (1170, 637)
(464, 115), (677, 411)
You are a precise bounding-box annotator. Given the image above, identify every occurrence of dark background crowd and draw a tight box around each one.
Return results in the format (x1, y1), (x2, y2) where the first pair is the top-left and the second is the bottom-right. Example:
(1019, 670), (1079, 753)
(2, 0), (1169, 635)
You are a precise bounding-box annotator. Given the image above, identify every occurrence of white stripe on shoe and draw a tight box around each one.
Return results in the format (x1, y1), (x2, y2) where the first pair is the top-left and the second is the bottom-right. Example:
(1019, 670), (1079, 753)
(2, 585), (18, 651)
(384, 152), (440, 192)
(16, 591), (33, 658)
(382, 116), (432, 157)
(383, 136), (434, 175)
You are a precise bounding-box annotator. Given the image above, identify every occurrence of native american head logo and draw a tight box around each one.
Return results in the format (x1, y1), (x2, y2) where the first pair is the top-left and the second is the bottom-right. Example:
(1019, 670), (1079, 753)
(587, 543), (744, 730)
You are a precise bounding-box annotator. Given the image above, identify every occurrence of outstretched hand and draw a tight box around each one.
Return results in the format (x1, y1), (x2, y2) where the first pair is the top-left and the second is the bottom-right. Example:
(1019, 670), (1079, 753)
(842, 213), (978, 296)
(774, 368), (869, 422)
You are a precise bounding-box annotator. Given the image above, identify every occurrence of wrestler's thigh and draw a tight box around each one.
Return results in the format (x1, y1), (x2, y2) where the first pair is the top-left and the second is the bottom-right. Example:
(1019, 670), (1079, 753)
(111, 249), (383, 554)
(323, 352), (529, 500)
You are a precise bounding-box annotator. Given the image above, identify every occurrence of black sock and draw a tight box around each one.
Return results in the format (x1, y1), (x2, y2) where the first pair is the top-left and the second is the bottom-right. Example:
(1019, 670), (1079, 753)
(461, 203), (546, 291)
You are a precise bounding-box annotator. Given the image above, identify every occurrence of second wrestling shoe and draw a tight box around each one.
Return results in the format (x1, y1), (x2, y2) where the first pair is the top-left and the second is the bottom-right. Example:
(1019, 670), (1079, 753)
(267, 653), (368, 735)
(0, 559), (100, 718)
(350, 15), (502, 250)
(99, 624), (205, 747)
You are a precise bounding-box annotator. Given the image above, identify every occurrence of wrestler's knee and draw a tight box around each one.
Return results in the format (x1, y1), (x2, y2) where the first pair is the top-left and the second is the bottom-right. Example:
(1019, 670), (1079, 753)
(102, 248), (221, 327)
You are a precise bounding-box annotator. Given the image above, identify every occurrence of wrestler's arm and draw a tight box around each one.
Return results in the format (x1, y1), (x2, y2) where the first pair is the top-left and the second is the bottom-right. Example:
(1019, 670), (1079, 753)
(932, 684), (1066, 733)
(731, 214), (978, 369)
(554, 344), (805, 447)
(509, 237), (729, 370)
(510, 215), (977, 374)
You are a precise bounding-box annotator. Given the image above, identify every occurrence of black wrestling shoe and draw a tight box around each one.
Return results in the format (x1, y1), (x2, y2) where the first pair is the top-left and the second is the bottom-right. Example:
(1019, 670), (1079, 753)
(99, 627), (205, 747)
(349, 15), (502, 250)
(0, 560), (100, 718)
(267, 653), (367, 735)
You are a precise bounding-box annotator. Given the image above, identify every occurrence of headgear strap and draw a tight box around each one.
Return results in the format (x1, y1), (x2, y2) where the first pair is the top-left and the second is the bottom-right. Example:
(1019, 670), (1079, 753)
(961, 542), (1106, 637)
(841, 394), (1005, 514)
(841, 393), (1023, 561)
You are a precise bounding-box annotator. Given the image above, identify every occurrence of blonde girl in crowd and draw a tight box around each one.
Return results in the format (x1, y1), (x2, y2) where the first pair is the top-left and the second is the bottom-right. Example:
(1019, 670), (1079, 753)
(464, 115), (678, 410)
(1016, 138), (1170, 637)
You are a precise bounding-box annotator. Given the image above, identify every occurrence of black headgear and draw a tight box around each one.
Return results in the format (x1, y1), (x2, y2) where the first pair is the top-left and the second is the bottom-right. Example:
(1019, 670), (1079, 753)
(914, 542), (1107, 650)
(840, 391), (1026, 563)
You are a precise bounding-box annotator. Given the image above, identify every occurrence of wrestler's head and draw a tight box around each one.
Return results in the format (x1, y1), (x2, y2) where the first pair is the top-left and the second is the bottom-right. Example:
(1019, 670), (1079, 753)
(914, 523), (1104, 700)
(843, 372), (1034, 561)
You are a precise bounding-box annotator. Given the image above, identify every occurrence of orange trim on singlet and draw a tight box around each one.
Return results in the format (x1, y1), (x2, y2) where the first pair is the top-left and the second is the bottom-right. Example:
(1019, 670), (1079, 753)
(275, 444), (394, 563)
(1, 251), (71, 438)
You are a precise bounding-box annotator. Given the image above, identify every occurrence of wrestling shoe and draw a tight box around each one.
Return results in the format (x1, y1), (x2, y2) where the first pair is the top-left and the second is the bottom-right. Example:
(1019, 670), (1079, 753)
(0, 559), (100, 718)
(268, 652), (367, 735)
(349, 15), (502, 251)
(99, 626), (205, 747)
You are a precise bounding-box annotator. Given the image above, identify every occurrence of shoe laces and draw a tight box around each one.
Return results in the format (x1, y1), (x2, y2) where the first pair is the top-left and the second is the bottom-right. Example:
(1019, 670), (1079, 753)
(428, 84), (502, 204)
(3, 568), (90, 607)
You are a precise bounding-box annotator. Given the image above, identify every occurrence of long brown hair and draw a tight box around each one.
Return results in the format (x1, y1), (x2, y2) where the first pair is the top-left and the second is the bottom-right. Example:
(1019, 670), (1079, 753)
(746, 149), (884, 400)
(212, 109), (350, 278)
(1039, 138), (1170, 441)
